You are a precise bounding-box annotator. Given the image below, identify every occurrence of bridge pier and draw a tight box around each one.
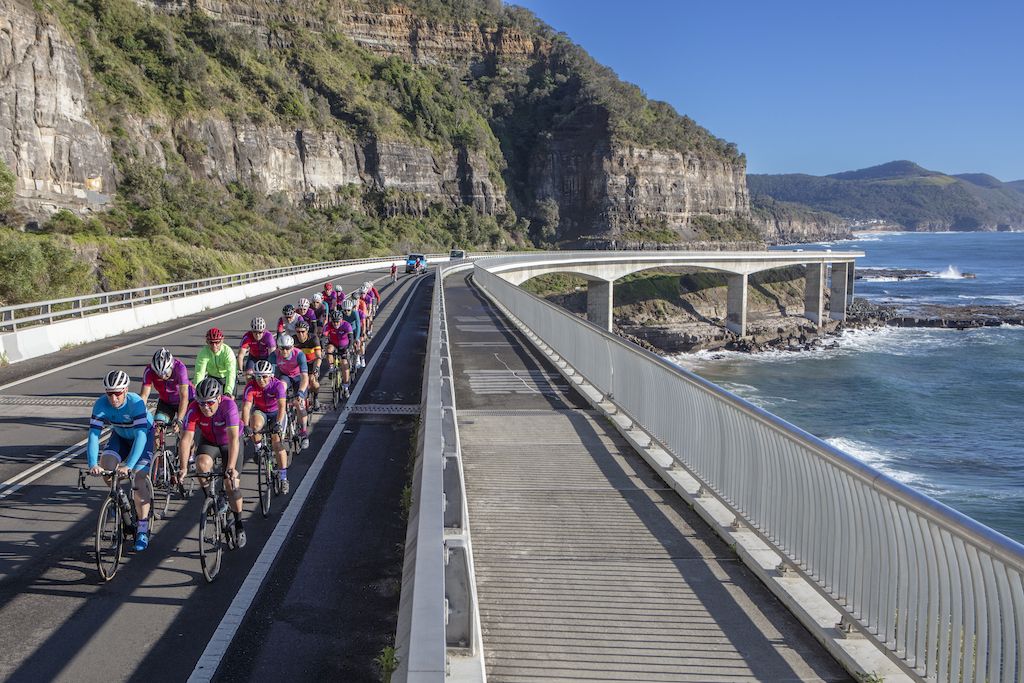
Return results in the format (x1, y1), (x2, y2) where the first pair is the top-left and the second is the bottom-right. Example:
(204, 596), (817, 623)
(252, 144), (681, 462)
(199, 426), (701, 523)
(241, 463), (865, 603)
(804, 262), (826, 327)
(586, 279), (614, 332)
(829, 262), (852, 321)
(726, 273), (748, 337)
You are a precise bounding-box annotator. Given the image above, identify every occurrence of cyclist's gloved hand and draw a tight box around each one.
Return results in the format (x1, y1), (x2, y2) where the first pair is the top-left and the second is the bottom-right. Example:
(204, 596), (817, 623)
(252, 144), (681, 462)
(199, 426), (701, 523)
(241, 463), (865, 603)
(272, 425), (284, 435)
(243, 425), (254, 438)
(173, 418), (183, 433)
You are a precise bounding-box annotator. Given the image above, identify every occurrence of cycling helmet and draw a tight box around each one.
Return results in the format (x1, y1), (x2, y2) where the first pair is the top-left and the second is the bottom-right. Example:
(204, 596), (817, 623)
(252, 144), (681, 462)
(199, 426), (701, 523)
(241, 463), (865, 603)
(364, 281), (372, 290)
(206, 327), (224, 343)
(330, 309), (343, 322)
(312, 293), (323, 303)
(295, 319), (310, 331)
(251, 317), (266, 333)
(282, 304), (295, 316)
(342, 299), (354, 312)
(279, 333), (294, 349)
(151, 348), (174, 377)
(297, 298), (310, 309)
(253, 359), (274, 377)
(196, 377), (222, 402)
(103, 370), (131, 391)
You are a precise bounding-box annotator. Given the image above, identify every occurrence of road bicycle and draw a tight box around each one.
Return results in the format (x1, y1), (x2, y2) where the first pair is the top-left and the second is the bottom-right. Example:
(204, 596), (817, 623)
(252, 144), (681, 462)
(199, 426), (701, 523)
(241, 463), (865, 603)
(329, 348), (353, 410)
(247, 426), (281, 518)
(78, 468), (153, 581)
(190, 469), (239, 582)
(150, 420), (175, 520)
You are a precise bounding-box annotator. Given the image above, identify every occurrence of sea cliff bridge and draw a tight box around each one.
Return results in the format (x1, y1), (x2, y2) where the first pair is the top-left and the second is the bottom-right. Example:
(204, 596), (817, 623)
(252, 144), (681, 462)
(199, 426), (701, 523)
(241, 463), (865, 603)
(0, 250), (1021, 683)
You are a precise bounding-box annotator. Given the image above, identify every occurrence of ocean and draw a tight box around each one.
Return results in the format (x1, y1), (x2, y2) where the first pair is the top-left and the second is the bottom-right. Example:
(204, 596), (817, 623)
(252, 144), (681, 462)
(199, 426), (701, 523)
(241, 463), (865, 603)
(670, 232), (1024, 542)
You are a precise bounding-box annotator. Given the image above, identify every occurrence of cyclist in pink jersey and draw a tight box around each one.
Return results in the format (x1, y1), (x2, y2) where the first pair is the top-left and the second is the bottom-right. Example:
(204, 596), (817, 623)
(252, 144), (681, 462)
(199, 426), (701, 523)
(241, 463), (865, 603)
(140, 348), (194, 430)
(178, 378), (246, 546)
(241, 360), (291, 494)
(324, 308), (354, 399)
(238, 317), (277, 381)
(273, 334), (310, 449)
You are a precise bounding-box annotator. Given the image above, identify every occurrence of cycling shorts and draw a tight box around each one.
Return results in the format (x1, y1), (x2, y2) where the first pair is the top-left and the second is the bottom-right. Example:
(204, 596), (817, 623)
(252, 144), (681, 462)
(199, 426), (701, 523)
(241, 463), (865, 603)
(102, 431), (154, 473)
(154, 400), (179, 425)
(280, 374), (303, 393)
(252, 410), (287, 435)
(195, 433), (239, 471)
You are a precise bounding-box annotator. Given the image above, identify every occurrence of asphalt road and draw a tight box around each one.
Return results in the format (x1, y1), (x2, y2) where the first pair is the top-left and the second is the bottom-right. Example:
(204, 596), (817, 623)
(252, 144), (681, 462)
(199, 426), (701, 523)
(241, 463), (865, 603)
(0, 269), (432, 682)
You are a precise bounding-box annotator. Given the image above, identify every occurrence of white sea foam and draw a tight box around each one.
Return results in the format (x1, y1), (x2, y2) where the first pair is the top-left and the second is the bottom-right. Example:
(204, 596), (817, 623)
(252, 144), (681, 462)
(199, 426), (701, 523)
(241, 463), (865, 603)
(936, 264), (963, 279)
(860, 276), (905, 283)
(826, 437), (941, 493)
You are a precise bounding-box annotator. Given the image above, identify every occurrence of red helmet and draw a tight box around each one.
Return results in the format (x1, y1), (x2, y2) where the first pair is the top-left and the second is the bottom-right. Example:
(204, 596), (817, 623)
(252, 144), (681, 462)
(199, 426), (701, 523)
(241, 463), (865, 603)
(205, 327), (224, 342)
(324, 282), (333, 291)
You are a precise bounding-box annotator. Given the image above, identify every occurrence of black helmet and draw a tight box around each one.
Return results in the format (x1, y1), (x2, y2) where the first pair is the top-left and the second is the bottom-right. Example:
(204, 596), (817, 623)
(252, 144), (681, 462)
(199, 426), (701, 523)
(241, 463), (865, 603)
(196, 377), (222, 402)
(295, 319), (310, 331)
(282, 304), (295, 316)
(330, 309), (343, 322)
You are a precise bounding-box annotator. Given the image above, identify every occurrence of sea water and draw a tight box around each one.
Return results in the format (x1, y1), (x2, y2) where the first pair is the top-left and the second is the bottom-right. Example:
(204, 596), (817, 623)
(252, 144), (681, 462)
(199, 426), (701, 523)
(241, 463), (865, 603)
(670, 232), (1024, 542)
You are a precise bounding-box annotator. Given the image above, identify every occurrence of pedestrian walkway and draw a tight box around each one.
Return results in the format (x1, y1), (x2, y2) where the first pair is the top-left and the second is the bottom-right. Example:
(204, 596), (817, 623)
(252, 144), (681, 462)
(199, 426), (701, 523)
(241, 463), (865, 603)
(445, 272), (851, 682)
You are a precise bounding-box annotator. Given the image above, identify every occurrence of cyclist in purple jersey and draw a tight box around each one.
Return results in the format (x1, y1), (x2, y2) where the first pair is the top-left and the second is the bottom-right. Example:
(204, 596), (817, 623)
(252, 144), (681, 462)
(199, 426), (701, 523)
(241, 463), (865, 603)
(273, 334), (310, 449)
(241, 360), (291, 494)
(309, 293), (328, 334)
(238, 318), (276, 382)
(178, 378), (246, 546)
(140, 348), (194, 429)
(324, 309), (354, 399)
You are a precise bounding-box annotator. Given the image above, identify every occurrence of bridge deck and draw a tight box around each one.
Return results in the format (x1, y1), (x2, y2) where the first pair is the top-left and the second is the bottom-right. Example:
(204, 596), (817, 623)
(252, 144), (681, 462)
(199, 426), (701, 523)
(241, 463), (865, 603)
(445, 272), (851, 682)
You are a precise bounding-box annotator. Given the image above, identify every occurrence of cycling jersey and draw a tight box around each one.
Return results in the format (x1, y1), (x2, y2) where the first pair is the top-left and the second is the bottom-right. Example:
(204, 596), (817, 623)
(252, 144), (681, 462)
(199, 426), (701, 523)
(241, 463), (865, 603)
(274, 347), (308, 379)
(184, 396), (241, 447)
(239, 330), (277, 360)
(194, 343), (237, 395)
(142, 359), (194, 405)
(369, 285), (380, 302)
(310, 302), (328, 326)
(341, 311), (361, 340)
(297, 308), (317, 327)
(323, 289), (341, 311)
(356, 298), (368, 317)
(361, 292), (374, 310)
(244, 377), (287, 414)
(295, 335), (321, 364)
(277, 315), (299, 336)
(87, 393), (154, 469)
(325, 320), (353, 349)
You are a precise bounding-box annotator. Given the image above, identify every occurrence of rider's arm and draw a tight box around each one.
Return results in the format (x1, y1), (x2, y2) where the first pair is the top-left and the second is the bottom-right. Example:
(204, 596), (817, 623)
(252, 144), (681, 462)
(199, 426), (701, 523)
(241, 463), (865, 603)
(194, 348), (210, 385)
(175, 388), (190, 423)
(297, 355), (309, 393)
(276, 396), (287, 417)
(122, 397), (151, 470)
(178, 429), (194, 473)
(226, 426), (240, 472)
(222, 346), (238, 395)
(86, 399), (107, 468)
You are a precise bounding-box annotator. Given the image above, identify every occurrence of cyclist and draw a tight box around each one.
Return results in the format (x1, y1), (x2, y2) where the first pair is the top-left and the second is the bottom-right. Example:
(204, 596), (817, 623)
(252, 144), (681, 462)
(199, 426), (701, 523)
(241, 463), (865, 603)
(178, 378), (246, 548)
(237, 317), (276, 383)
(351, 292), (369, 369)
(390, 263), (398, 283)
(340, 297), (363, 370)
(273, 334), (310, 450)
(324, 308), (354, 399)
(194, 327), (237, 397)
(87, 370), (155, 552)
(296, 298), (317, 330)
(362, 282), (379, 338)
(277, 304), (299, 339)
(241, 360), (290, 494)
(294, 319), (323, 411)
(140, 348), (193, 430)
(309, 292), (328, 335)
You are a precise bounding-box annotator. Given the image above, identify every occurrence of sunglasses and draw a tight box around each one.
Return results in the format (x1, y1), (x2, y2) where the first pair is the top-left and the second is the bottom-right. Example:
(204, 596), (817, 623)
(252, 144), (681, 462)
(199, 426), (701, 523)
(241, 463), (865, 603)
(199, 399), (218, 407)
(106, 390), (126, 398)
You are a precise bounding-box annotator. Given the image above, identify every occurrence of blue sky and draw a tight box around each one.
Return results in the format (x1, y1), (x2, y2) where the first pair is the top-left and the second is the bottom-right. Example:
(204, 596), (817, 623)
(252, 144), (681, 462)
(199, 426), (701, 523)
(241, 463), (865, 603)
(509, 0), (1024, 181)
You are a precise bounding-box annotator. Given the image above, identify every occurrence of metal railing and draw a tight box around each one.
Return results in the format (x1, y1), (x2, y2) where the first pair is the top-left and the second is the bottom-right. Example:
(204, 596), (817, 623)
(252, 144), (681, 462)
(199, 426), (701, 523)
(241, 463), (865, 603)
(0, 255), (445, 331)
(474, 260), (1024, 683)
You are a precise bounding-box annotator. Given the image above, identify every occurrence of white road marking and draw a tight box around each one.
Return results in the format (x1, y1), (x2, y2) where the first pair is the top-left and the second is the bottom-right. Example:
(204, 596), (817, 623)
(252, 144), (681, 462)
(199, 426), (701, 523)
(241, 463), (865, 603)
(188, 273), (426, 682)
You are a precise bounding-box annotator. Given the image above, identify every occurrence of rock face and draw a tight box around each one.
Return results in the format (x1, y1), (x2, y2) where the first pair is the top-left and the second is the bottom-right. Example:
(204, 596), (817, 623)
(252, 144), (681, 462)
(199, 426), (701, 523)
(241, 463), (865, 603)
(0, 0), (114, 213)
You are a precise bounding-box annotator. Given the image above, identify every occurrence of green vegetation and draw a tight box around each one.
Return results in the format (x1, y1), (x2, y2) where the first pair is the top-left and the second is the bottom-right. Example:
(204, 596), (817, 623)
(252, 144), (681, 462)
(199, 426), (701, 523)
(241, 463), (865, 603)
(0, 231), (94, 305)
(749, 160), (1024, 230)
(374, 645), (399, 682)
(0, 159), (14, 220)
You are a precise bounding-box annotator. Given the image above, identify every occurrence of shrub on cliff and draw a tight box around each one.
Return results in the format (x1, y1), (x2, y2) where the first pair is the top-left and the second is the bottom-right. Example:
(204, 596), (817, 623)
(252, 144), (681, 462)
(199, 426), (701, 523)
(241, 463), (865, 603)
(0, 159), (14, 223)
(0, 230), (94, 305)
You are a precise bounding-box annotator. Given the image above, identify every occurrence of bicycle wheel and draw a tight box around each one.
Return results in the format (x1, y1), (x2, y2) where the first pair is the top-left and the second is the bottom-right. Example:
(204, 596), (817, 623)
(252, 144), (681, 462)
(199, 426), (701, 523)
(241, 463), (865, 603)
(154, 450), (172, 520)
(95, 496), (122, 581)
(257, 451), (271, 517)
(199, 496), (223, 582)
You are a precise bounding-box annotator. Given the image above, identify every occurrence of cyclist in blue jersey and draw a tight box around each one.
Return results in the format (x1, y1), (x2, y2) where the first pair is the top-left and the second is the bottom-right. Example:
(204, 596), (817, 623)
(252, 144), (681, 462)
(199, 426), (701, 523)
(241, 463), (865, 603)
(87, 370), (156, 551)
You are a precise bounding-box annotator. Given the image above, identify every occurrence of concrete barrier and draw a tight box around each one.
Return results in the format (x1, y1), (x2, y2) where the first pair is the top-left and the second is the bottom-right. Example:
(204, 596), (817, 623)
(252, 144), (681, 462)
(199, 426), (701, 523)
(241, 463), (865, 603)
(0, 260), (413, 365)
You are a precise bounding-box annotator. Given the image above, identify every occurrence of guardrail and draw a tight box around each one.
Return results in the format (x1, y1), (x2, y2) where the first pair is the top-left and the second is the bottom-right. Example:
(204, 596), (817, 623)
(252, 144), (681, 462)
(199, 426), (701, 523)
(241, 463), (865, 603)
(395, 263), (484, 682)
(474, 259), (1024, 683)
(0, 255), (446, 331)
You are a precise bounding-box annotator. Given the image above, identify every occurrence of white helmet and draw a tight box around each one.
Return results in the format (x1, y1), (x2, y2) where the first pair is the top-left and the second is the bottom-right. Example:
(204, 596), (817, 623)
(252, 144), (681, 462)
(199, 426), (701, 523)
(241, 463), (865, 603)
(251, 317), (267, 333)
(342, 299), (354, 312)
(103, 370), (131, 391)
(312, 293), (323, 303)
(298, 297), (310, 309)
(364, 281), (372, 290)
(278, 333), (294, 349)
(151, 348), (174, 377)
(253, 359), (274, 377)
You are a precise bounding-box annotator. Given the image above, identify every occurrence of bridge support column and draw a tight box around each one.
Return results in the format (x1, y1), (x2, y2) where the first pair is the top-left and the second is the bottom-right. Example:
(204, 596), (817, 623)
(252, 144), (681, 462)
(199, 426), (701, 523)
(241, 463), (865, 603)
(804, 263), (825, 327)
(586, 280), (613, 332)
(829, 262), (851, 321)
(726, 273), (748, 336)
